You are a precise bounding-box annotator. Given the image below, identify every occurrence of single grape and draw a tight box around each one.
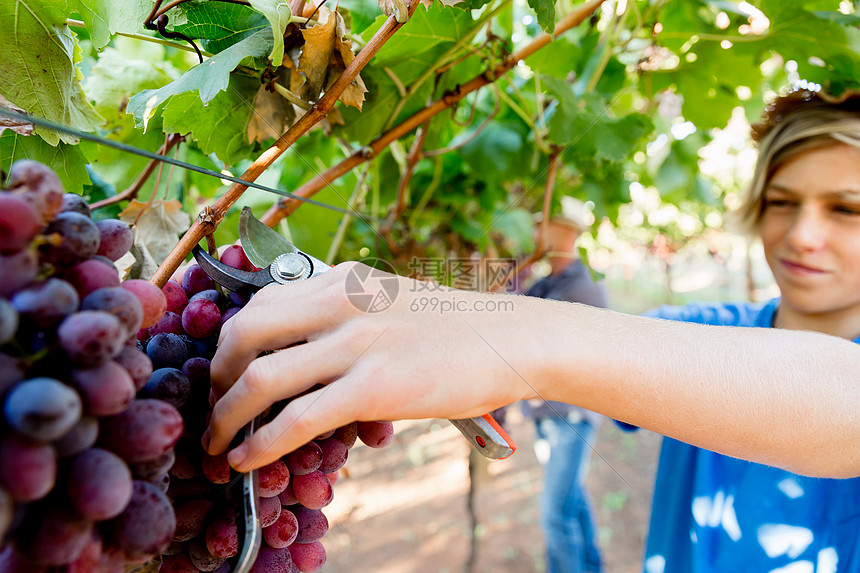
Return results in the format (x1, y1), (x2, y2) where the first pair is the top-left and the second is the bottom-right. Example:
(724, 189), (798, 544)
(316, 437), (349, 474)
(357, 420), (395, 448)
(60, 193), (91, 217)
(220, 245), (258, 271)
(0, 193), (43, 253)
(172, 498), (214, 542)
(129, 450), (176, 482)
(0, 249), (38, 297)
(122, 279), (167, 329)
(4, 377), (82, 441)
(109, 480), (176, 562)
(250, 545), (299, 573)
(19, 504), (94, 566)
(200, 451), (231, 484)
(65, 528), (103, 573)
(277, 482), (299, 506)
(205, 507), (239, 558)
(114, 346), (154, 391)
(0, 297), (19, 346)
(11, 278), (79, 328)
(162, 539), (186, 556)
(143, 367), (191, 409)
(262, 507), (299, 549)
(95, 218), (133, 261)
(189, 288), (227, 309)
(162, 279), (188, 314)
(8, 159), (64, 224)
(67, 448), (134, 520)
(220, 306), (241, 325)
(181, 356), (210, 388)
(182, 264), (214, 297)
(287, 541), (326, 573)
(147, 311), (185, 337)
(159, 552), (198, 573)
(291, 471), (333, 510)
(71, 360), (136, 416)
(54, 416), (99, 457)
(188, 333), (218, 359)
(146, 332), (190, 369)
(285, 442), (323, 476)
(187, 537), (226, 571)
(81, 287), (144, 336)
(40, 211), (100, 267)
(260, 494), (282, 528)
(169, 438), (202, 479)
(258, 459), (290, 498)
(181, 298), (221, 338)
(293, 506), (329, 544)
(332, 422), (358, 449)
(58, 310), (126, 367)
(99, 399), (184, 463)
(63, 258), (121, 298)
(229, 290), (252, 307)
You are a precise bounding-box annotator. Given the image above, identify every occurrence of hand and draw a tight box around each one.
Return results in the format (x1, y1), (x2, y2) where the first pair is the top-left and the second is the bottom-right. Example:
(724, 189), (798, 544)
(204, 262), (543, 471)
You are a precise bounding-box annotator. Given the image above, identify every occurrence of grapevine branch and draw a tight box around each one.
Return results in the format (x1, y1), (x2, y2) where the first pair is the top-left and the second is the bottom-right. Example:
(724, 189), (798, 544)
(260, 0), (606, 227)
(149, 1), (419, 288)
(90, 134), (184, 210)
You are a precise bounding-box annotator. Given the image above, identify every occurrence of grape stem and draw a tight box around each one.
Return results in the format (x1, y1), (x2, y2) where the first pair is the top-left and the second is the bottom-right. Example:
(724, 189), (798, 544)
(259, 0), (607, 227)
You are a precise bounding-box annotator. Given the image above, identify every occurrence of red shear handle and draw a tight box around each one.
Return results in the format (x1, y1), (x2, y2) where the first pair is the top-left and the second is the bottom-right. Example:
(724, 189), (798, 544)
(448, 414), (517, 459)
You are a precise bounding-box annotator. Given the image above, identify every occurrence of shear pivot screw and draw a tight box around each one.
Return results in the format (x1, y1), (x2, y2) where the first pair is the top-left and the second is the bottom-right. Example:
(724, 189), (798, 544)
(273, 253), (309, 281)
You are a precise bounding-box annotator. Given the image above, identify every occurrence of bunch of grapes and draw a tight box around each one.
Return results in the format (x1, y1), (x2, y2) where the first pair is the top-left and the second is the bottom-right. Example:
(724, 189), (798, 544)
(143, 250), (395, 573)
(0, 160), (181, 571)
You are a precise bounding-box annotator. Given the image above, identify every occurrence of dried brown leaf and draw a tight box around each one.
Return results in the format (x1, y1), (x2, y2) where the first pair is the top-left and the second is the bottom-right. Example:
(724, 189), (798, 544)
(119, 199), (191, 267)
(296, 6), (338, 101)
(0, 95), (34, 136)
(247, 85), (297, 143)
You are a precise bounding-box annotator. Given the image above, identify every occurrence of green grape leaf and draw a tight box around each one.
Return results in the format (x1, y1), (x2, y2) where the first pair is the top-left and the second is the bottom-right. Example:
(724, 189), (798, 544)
(172, 2), (269, 54)
(0, 132), (91, 194)
(127, 29), (272, 130)
(525, 0), (555, 34)
(0, 1), (103, 146)
(159, 75), (259, 166)
(75, 0), (154, 49)
(248, 0), (291, 66)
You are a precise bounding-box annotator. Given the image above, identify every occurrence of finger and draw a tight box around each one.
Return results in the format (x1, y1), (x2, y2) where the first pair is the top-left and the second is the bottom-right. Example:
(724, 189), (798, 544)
(225, 374), (368, 472)
(210, 276), (345, 398)
(206, 335), (352, 456)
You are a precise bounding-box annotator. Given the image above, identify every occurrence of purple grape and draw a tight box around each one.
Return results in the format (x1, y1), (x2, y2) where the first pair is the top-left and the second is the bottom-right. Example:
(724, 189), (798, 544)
(220, 245), (257, 271)
(81, 287), (144, 336)
(189, 288), (226, 309)
(58, 310), (126, 366)
(250, 545), (298, 573)
(60, 193), (91, 217)
(0, 298), (19, 346)
(162, 279), (188, 314)
(188, 536), (226, 571)
(148, 311), (185, 337)
(205, 507), (239, 558)
(181, 356), (210, 388)
(0, 249), (38, 297)
(95, 219), (133, 261)
(293, 506), (329, 544)
(172, 498), (214, 542)
(0, 193), (43, 253)
(4, 377), (82, 441)
(291, 471), (333, 510)
(70, 360), (136, 416)
(143, 367), (191, 409)
(8, 160), (65, 224)
(63, 258), (121, 298)
(67, 448), (133, 520)
(129, 450), (175, 481)
(100, 399), (184, 463)
(260, 494), (282, 527)
(277, 482), (299, 506)
(146, 332), (189, 369)
(220, 306), (241, 325)
(54, 416), (99, 457)
(19, 504), (94, 566)
(258, 459), (290, 498)
(182, 264), (214, 297)
(287, 541), (326, 573)
(263, 507), (299, 549)
(114, 346), (153, 391)
(181, 298), (221, 338)
(39, 211), (100, 267)
(66, 528), (103, 573)
(357, 420), (394, 448)
(11, 278), (79, 328)
(160, 552), (198, 573)
(109, 480), (176, 561)
(316, 437), (349, 473)
(285, 442), (322, 476)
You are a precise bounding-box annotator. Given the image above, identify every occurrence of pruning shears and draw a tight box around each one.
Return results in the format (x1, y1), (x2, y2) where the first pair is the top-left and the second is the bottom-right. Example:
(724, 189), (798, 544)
(192, 207), (517, 572)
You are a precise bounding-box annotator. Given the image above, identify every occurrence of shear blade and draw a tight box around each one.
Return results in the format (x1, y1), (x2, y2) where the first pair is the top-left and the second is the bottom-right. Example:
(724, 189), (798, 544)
(238, 207), (299, 268)
(192, 246), (272, 292)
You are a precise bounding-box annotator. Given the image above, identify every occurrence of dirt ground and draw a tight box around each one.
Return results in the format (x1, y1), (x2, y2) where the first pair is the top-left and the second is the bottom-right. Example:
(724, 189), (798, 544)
(323, 409), (662, 573)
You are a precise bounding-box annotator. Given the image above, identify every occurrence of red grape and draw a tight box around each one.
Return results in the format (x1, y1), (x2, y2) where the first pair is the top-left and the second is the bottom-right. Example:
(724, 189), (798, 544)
(0, 193), (42, 253)
(53, 416), (99, 457)
(8, 160), (64, 224)
(0, 250), (38, 297)
(100, 399), (184, 463)
(263, 507), (298, 548)
(291, 471), (333, 510)
(19, 504), (93, 566)
(293, 506), (328, 544)
(201, 451), (231, 484)
(258, 459), (290, 498)
(316, 437), (349, 474)
(260, 494), (282, 527)
(71, 361), (136, 416)
(3, 377), (82, 441)
(181, 298), (221, 338)
(159, 552), (198, 573)
(95, 219), (133, 261)
(205, 507), (239, 558)
(11, 278), (79, 328)
(285, 442), (322, 476)
(114, 346), (153, 391)
(81, 287), (144, 336)
(172, 499), (214, 542)
(187, 537), (225, 571)
(162, 280), (188, 314)
(287, 541), (326, 573)
(67, 448), (133, 520)
(64, 258), (121, 298)
(122, 279), (167, 329)
(250, 545), (298, 573)
(182, 264), (214, 297)
(357, 420), (394, 448)
(58, 310), (126, 367)
(220, 245), (257, 271)
(109, 480), (176, 562)
(40, 211), (100, 267)
(332, 422), (358, 449)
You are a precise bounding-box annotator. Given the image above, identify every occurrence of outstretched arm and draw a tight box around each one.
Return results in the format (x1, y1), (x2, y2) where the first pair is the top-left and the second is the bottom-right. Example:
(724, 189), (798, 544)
(205, 262), (860, 478)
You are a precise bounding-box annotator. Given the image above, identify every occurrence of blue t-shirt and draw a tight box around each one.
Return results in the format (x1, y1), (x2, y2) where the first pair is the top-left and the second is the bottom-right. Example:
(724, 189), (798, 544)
(642, 299), (860, 573)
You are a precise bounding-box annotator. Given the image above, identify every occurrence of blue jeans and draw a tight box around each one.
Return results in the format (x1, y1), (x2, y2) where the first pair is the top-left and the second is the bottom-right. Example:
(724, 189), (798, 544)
(534, 415), (602, 573)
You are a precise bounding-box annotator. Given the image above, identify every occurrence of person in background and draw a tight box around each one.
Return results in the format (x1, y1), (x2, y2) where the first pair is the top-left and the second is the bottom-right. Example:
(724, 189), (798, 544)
(522, 202), (608, 573)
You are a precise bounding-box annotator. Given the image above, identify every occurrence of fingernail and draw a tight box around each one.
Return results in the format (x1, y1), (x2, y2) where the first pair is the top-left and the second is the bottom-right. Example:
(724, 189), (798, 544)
(228, 443), (248, 468)
(201, 429), (211, 452)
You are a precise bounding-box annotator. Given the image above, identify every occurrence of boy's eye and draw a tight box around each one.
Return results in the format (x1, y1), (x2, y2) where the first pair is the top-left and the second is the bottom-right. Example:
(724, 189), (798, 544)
(834, 204), (860, 216)
(764, 198), (795, 208)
